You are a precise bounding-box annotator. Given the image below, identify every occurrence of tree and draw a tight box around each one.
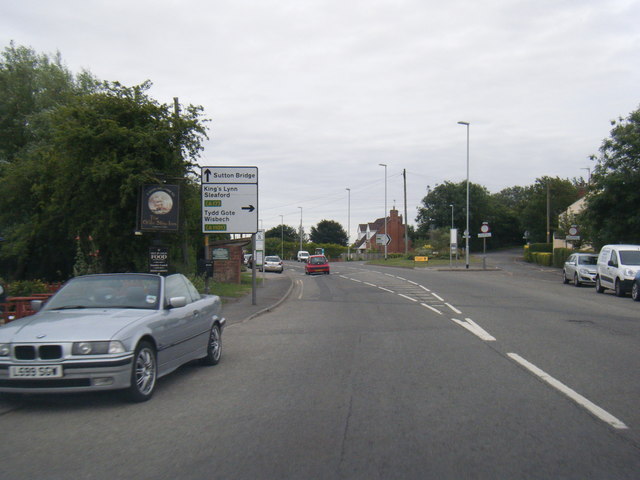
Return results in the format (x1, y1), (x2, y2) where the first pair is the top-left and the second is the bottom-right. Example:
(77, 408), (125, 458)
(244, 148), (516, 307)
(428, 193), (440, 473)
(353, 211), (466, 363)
(310, 220), (348, 246)
(583, 105), (640, 247)
(415, 181), (493, 251)
(518, 177), (580, 243)
(265, 224), (298, 242)
(0, 42), (97, 164)
(0, 46), (209, 279)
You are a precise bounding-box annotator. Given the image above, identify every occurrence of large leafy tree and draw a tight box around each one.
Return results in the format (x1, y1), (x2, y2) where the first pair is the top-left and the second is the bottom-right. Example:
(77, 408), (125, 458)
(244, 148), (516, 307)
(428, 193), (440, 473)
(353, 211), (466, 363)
(265, 224), (298, 242)
(310, 220), (348, 246)
(0, 44), (209, 279)
(583, 105), (640, 247)
(415, 181), (494, 250)
(517, 177), (580, 243)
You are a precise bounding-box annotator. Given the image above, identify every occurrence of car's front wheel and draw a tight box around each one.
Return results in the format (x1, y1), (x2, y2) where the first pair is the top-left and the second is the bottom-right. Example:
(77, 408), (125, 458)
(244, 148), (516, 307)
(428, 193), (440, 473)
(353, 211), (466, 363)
(595, 276), (605, 293)
(126, 341), (157, 402)
(201, 324), (222, 366)
(631, 283), (640, 302)
(615, 278), (625, 297)
(574, 273), (581, 287)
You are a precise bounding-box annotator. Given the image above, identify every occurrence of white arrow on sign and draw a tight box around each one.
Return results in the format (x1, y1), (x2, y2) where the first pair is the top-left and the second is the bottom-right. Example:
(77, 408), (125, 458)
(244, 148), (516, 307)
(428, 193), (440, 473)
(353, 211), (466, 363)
(376, 234), (391, 246)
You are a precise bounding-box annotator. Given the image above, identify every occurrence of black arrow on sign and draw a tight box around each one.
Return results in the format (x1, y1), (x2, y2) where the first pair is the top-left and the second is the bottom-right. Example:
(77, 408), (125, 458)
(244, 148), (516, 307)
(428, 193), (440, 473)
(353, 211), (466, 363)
(242, 205), (255, 212)
(203, 169), (211, 182)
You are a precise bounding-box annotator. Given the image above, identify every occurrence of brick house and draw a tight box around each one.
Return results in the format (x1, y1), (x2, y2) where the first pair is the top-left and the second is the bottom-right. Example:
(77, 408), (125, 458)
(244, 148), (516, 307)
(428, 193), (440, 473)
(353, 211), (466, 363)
(354, 208), (410, 254)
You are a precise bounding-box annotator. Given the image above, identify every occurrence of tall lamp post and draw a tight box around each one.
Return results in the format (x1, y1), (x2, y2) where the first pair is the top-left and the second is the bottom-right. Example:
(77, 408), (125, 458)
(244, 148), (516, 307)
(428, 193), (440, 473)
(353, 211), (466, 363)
(280, 214), (284, 259)
(458, 121), (470, 269)
(346, 188), (351, 260)
(379, 163), (388, 260)
(298, 206), (303, 253)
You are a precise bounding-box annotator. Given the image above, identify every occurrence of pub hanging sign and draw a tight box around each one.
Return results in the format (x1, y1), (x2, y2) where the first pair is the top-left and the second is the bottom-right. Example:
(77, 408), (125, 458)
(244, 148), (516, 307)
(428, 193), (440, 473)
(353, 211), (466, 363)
(140, 185), (180, 232)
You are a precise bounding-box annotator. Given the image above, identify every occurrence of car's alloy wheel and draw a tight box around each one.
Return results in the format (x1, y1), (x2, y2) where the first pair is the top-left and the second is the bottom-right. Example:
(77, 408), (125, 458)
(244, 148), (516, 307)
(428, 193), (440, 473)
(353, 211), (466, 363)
(632, 283), (640, 302)
(201, 324), (222, 366)
(574, 273), (581, 287)
(127, 341), (157, 402)
(615, 279), (625, 297)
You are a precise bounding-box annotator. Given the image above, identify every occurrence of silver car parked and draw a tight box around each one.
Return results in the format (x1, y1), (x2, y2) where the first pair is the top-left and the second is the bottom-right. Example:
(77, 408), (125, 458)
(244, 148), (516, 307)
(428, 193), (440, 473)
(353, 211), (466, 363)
(563, 253), (598, 287)
(0, 273), (225, 402)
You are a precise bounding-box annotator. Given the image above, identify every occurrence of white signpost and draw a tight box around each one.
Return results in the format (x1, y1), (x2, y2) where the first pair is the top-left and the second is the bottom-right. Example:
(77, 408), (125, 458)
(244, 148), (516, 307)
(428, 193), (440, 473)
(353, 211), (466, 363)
(201, 166), (258, 234)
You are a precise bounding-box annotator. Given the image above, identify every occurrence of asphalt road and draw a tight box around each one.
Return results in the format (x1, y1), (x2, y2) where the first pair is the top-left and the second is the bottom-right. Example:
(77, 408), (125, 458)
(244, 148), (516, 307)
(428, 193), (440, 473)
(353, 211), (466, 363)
(1, 252), (639, 479)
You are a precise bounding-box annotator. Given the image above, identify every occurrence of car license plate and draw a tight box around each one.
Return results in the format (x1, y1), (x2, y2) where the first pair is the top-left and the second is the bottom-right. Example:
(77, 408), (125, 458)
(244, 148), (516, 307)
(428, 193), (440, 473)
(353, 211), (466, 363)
(9, 365), (63, 378)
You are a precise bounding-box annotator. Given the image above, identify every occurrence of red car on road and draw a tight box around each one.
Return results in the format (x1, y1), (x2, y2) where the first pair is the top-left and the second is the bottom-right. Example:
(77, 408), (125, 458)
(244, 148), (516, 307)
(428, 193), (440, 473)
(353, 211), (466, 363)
(305, 255), (330, 275)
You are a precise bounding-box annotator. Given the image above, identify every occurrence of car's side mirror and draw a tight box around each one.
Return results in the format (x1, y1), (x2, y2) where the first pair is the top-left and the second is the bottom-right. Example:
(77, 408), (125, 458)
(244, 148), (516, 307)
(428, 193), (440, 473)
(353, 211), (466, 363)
(168, 296), (187, 308)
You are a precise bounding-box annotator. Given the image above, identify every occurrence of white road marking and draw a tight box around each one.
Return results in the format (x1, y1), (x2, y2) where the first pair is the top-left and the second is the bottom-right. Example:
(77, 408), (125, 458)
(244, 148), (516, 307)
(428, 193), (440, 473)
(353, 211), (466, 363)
(451, 318), (496, 342)
(408, 280), (418, 285)
(396, 276), (407, 281)
(297, 279), (304, 300)
(350, 278), (362, 283)
(421, 303), (442, 315)
(419, 285), (431, 292)
(446, 303), (462, 314)
(378, 287), (394, 293)
(398, 294), (418, 302)
(432, 293), (444, 302)
(364, 282), (377, 287)
(508, 353), (628, 430)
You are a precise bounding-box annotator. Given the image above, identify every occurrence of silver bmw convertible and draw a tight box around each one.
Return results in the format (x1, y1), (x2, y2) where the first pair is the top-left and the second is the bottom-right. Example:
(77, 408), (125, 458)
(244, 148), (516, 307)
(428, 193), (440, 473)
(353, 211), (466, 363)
(0, 273), (225, 402)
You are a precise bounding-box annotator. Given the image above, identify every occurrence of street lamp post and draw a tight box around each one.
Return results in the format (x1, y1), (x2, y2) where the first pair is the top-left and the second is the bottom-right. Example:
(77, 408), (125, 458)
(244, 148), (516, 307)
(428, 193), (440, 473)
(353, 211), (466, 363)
(298, 206), (303, 253)
(280, 214), (284, 259)
(458, 121), (470, 269)
(346, 188), (351, 260)
(379, 163), (388, 260)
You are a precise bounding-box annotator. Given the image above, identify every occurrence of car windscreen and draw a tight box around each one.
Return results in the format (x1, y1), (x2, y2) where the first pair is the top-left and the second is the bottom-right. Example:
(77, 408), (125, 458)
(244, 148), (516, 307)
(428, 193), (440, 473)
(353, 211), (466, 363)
(619, 251), (640, 266)
(45, 275), (161, 310)
(310, 257), (326, 265)
(578, 256), (597, 265)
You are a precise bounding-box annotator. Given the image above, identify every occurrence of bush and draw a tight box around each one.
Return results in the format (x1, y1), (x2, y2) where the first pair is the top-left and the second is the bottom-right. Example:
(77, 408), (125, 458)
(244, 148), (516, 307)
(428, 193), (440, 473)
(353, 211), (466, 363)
(553, 248), (572, 268)
(7, 279), (50, 296)
(532, 252), (552, 266)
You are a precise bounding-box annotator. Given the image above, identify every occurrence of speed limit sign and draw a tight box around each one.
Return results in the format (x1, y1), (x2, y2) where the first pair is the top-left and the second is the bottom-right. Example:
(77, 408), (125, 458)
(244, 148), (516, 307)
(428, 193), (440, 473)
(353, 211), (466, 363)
(480, 222), (490, 233)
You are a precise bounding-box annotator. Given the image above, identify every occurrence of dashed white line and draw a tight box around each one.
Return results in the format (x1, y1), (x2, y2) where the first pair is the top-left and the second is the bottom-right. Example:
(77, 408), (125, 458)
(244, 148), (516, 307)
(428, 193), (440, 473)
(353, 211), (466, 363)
(446, 303), (462, 314)
(378, 287), (394, 293)
(350, 278), (362, 283)
(408, 280), (418, 285)
(508, 353), (628, 430)
(398, 294), (418, 302)
(421, 303), (442, 315)
(419, 285), (431, 292)
(364, 282), (377, 287)
(432, 293), (444, 302)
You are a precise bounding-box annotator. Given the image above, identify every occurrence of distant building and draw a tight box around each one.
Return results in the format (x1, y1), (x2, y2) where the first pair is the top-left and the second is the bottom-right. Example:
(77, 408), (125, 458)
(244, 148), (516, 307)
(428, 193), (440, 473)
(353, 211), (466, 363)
(354, 208), (410, 254)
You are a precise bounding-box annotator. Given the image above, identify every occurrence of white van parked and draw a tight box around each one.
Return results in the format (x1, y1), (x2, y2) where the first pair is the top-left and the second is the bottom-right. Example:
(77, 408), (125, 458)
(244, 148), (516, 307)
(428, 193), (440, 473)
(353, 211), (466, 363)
(595, 244), (640, 297)
(297, 250), (310, 262)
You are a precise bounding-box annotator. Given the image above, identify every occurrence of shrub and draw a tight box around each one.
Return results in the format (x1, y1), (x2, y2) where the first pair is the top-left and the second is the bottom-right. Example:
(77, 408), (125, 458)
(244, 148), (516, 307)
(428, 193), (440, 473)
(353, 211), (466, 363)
(7, 280), (50, 296)
(532, 252), (553, 266)
(553, 248), (572, 268)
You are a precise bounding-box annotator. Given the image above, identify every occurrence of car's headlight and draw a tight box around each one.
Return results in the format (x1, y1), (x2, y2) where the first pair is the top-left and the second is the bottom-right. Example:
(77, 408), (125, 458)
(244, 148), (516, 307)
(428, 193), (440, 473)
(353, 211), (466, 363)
(623, 268), (637, 278)
(0, 344), (10, 356)
(72, 341), (125, 355)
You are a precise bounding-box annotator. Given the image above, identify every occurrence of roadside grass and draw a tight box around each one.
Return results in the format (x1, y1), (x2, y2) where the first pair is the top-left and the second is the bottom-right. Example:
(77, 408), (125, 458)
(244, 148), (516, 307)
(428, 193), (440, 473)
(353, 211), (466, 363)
(365, 256), (483, 268)
(191, 271), (262, 300)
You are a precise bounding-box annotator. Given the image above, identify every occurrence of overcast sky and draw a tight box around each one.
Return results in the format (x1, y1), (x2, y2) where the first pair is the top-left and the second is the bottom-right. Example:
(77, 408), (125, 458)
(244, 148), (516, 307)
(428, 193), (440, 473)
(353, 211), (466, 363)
(3, 0), (639, 239)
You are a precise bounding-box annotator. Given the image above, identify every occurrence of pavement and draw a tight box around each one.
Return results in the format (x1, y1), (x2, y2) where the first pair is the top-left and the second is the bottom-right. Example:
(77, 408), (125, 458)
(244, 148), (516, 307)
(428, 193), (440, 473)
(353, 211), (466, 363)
(220, 271), (295, 325)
